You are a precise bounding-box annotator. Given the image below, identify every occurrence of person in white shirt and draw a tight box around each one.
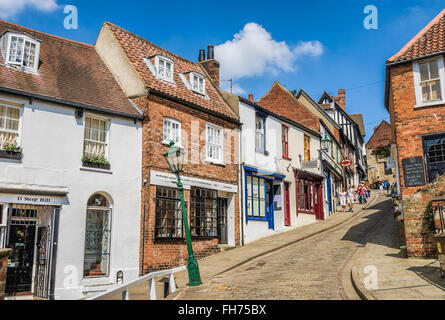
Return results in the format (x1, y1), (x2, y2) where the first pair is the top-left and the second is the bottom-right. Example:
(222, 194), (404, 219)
(347, 185), (355, 212)
(339, 188), (347, 212)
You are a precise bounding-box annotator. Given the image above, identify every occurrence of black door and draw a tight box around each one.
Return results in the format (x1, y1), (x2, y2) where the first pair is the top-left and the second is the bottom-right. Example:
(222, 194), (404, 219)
(6, 225), (36, 295)
(423, 134), (445, 183)
(217, 198), (228, 244)
(34, 227), (50, 298)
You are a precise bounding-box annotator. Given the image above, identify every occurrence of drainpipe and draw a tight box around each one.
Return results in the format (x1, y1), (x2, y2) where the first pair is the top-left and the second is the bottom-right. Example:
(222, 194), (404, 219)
(392, 143), (403, 219)
(239, 126), (245, 246)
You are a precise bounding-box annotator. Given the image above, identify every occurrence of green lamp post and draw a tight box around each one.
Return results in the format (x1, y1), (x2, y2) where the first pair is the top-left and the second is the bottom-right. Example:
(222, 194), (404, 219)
(163, 141), (202, 287)
(321, 134), (332, 153)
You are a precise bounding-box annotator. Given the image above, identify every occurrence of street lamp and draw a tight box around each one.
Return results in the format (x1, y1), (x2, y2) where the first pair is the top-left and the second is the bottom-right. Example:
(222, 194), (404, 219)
(163, 141), (202, 287)
(321, 134), (332, 153)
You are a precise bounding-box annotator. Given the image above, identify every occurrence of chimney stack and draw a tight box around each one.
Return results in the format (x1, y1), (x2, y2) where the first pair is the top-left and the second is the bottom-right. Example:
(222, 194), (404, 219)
(338, 89), (346, 111)
(199, 45), (220, 88)
(207, 45), (214, 60)
(198, 49), (205, 62)
(248, 94), (254, 102)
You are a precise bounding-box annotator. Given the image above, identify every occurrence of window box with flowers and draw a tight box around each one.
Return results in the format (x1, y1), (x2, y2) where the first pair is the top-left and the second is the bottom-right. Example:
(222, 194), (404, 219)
(82, 153), (111, 170)
(0, 142), (22, 160)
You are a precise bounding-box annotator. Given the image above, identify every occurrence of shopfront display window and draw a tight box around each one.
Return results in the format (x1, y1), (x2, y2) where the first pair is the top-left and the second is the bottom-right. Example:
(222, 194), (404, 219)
(155, 187), (183, 239)
(190, 188), (218, 237)
(83, 194), (111, 278)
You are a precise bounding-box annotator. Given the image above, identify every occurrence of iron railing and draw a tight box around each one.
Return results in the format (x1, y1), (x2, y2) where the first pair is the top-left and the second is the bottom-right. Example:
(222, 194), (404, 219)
(87, 265), (186, 300)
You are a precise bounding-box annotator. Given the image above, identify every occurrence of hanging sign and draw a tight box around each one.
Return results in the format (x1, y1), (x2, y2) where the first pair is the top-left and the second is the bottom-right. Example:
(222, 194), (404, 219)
(340, 159), (353, 167)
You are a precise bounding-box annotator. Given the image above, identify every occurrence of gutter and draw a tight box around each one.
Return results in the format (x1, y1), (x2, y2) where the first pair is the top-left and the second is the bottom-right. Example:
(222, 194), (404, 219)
(0, 86), (144, 120)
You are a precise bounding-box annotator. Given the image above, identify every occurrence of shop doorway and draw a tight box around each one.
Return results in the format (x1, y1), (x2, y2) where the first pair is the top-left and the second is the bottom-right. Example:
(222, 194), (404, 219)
(4, 205), (57, 299)
(217, 198), (228, 244)
(284, 183), (290, 226)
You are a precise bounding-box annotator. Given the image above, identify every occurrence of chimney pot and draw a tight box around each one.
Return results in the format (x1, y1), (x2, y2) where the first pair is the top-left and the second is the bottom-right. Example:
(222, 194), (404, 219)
(249, 94), (254, 102)
(207, 45), (214, 60)
(198, 49), (205, 62)
(338, 89), (346, 111)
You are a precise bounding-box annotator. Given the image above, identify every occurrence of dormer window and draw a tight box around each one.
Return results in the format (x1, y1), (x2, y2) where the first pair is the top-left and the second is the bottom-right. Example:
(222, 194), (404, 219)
(155, 55), (174, 82)
(1, 32), (40, 72)
(190, 72), (205, 95)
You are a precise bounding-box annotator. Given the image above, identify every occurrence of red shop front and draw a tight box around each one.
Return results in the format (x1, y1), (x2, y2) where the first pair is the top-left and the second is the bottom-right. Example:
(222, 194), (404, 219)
(294, 169), (325, 220)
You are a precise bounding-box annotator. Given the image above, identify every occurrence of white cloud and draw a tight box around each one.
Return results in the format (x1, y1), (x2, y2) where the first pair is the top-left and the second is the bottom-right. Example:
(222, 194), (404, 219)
(215, 23), (324, 80)
(0, 0), (59, 19)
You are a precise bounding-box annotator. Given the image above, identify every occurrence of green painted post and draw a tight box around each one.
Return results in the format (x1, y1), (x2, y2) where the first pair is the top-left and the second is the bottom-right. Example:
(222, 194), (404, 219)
(176, 173), (202, 287)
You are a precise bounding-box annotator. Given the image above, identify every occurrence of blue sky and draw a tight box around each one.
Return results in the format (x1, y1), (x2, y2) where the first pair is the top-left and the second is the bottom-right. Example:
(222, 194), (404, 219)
(1, 0), (444, 143)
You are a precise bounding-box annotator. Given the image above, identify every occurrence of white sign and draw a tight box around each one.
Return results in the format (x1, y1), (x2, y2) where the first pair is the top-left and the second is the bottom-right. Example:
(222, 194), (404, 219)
(0, 193), (68, 206)
(150, 171), (238, 193)
(386, 157), (395, 169)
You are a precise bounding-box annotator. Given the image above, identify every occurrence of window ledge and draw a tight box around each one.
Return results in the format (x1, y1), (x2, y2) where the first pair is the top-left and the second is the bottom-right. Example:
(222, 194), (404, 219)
(0, 150), (22, 161)
(414, 101), (445, 109)
(205, 159), (225, 167)
(246, 217), (268, 222)
(80, 166), (113, 174)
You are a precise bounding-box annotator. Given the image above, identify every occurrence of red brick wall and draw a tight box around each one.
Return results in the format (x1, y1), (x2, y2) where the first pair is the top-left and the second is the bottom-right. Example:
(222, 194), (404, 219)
(259, 83), (320, 133)
(388, 56), (445, 256)
(134, 95), (240, 273)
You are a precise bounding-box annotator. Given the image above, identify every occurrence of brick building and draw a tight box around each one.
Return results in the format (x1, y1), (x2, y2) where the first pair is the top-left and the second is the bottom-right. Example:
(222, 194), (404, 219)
(366, 120), (396, 186)
(385, 9), (445, 256)
(95, 22), (241, 273)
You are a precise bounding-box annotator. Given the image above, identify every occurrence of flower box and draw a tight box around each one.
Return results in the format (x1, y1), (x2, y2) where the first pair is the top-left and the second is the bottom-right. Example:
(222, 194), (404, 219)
(0, 150), (22, 160)
(82, 161), (111, 170)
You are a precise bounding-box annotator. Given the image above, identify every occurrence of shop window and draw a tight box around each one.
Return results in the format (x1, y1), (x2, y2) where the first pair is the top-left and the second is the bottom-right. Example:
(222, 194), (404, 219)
(245, 174), (272, 220)
(190, 188), (218, 237)
(423, 134), (445, 183)
(297, 180), (315, 213)
(83, 194), (111, 278)
(155, 187), (183, 239)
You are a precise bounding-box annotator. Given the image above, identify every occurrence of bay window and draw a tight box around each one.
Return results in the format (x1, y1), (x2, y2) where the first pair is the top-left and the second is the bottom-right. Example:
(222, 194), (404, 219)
(413, 57), (445, 106)
(206, 123), (223, 163)
(245, 175), (273, 220)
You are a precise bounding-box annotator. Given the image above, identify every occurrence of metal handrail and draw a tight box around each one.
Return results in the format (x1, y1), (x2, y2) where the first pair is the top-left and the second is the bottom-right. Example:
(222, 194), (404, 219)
(87, 265), (187, 300)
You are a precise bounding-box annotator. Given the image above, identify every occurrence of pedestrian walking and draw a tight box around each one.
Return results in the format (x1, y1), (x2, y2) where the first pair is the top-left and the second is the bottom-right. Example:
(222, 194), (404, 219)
(379, 182), (384, 193)
(339, 188), (347, 212)
(347, 185), (355, 212)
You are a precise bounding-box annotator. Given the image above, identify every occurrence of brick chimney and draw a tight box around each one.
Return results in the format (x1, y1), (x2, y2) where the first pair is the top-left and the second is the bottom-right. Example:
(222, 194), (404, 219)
(199, 45), (220, 88)
(249, 93), (254, 102)
(338, 89), (346, 111)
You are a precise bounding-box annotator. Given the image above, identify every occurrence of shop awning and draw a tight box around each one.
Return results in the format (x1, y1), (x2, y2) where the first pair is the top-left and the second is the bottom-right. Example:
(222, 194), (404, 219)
(244, 166), (285, 181)
(294, 168), (324, 182)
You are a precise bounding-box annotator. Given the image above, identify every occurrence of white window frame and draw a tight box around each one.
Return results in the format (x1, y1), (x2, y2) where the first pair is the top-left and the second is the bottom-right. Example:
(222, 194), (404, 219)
(83, 114), (110, 161)
(162, 117), (182, 147)
(0, 102), (23, 149)
(2, 32), (40, 73)
(413, 56), (445, 108)
(190, 72), (206, 95)
(155, 55), (174, 83)
(205, 123), (224, 164)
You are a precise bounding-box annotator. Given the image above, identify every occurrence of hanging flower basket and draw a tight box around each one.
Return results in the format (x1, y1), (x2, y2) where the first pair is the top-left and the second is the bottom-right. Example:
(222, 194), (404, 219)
(372, 145), (390, 159)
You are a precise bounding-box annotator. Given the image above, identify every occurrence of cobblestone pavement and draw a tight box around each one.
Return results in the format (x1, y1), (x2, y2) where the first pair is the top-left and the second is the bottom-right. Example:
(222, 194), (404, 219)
(174, 194), (391, 300)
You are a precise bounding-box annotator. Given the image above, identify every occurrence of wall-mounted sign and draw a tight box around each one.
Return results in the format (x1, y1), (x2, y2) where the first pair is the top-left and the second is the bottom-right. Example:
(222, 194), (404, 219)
(402, 156), (426, 187)
(273, 185), (282, 211)
(0, 193), (68, 205)
(302, 160), (318, 170)
(150, 171), (238, 193)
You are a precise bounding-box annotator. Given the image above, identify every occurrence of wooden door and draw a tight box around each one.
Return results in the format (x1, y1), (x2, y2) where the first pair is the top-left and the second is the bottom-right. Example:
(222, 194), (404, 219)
(284, 183), (291, 226)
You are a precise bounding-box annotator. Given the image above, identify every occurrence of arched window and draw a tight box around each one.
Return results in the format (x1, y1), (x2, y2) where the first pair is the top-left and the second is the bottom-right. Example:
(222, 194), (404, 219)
(83, 193), (112, 278)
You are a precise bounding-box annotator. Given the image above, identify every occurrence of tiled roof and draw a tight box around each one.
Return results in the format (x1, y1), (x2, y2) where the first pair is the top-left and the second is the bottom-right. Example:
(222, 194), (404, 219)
(104, 22), (238, 121)
(387, 9), (445, 63)
(0, 20), (140, 118)
(349, 113), (366, 137)
(366, 120), (391, 149)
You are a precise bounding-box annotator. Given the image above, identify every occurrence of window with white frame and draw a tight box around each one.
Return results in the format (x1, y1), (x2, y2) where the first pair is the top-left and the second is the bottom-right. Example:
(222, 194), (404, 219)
(83, 116), (109, 159)
(163, 118), (181, 145)
(190, 72), (205, 95)
(206, 123), (223, 163)
(0, 104), (20, 149)
(255, 114), (265, 153)
(155, 55), (174, 82)
(413, 57), (445, 106)
(1, 33), (40, 72)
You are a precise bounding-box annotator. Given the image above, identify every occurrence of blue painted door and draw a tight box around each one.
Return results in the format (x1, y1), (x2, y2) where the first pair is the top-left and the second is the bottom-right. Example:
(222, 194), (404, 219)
(326, 172), (333, 215)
